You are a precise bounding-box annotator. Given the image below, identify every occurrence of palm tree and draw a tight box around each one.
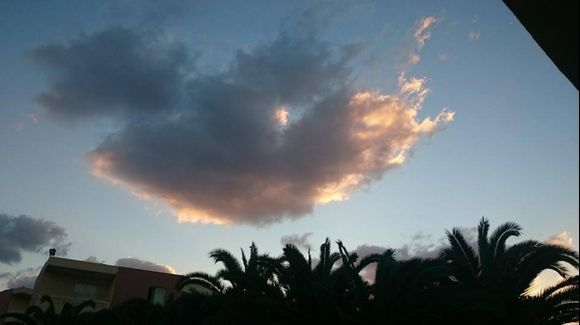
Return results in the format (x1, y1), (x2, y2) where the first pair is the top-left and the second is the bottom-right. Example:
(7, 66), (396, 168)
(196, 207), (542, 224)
(439, 217), (579, 324)
(351, 247), (451, 324)
(0, 312), (36, 325)
(520, 275), (579, 325)
(0, 295), (96, 325)
(177, 243), (291, 325)
(175, 271), (225, 295)
(277, 239), (374, 324)
(178, 242), (282, 297)
(277, 240), (342, 322)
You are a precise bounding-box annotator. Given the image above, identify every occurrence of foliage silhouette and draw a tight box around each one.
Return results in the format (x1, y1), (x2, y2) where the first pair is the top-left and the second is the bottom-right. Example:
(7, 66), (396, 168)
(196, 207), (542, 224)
(1, 219), (578, 325)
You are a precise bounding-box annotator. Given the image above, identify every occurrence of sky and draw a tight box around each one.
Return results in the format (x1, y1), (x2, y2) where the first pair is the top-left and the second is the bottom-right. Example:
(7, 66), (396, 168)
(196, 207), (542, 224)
(1, 0), (578, 290)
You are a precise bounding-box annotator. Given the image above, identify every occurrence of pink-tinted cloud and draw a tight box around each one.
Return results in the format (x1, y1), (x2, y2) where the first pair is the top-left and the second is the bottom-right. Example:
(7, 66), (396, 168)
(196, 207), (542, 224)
(402, 16), (440, 66)
(414, 16), (440, 49)
(547, 231), (574, 248)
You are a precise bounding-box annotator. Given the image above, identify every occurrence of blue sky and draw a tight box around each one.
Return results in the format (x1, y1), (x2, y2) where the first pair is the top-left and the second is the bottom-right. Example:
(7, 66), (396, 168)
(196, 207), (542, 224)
(1, 0), (578, 287)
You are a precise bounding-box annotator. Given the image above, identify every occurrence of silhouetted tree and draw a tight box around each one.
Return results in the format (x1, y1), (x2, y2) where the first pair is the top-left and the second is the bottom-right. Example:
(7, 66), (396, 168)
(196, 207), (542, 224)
(3, 219), (577, 325)
(0, 295), (95, 325)
(439, 217), (579, 324)
(176, 242), (290, 325)
(277, 239), (367, 324)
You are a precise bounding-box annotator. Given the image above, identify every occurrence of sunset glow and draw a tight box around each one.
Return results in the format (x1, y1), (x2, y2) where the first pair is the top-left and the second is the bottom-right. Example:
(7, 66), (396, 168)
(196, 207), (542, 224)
(0, 1), (577, 313)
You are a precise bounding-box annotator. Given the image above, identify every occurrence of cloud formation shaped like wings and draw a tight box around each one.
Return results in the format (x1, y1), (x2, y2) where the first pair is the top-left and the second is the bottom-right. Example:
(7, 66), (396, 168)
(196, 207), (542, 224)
(30, 17), (452, 226)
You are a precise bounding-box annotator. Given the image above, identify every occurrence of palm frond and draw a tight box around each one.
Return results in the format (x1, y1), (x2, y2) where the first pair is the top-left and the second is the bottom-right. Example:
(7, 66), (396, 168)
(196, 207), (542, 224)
(247, 242), (259, 273)
(283, 244), (310, 271)
(545, 286), (579, 307)
(210, 248), (244, 274)
(73, 300), (96, 314)
(241, 248), (248, 271)
(516, 244), (579, 295)
(355, 253), (381, 274)
(477, 217), (491, 250)
(40, 295), (56, 317)
(444, 228), (480, 278)
(314, 238), (332, 274)
(539, 275), (579, 299)
(176, 271), (224, 293)
(489, 221), (522, 258)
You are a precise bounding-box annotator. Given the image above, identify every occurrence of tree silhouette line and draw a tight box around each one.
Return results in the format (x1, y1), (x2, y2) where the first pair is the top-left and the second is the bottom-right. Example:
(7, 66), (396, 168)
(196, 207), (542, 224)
(2, 218), (578, 324)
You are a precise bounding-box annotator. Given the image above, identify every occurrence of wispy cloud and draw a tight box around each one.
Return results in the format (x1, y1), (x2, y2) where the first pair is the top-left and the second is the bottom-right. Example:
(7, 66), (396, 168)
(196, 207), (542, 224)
(13, 112), (40, 132)
(437, 53), (449, 61)
(402, 16), (440, 67)
(414, 16), (440, 49)
(468, 31), (481, 41)
(0, 214), (70, 264)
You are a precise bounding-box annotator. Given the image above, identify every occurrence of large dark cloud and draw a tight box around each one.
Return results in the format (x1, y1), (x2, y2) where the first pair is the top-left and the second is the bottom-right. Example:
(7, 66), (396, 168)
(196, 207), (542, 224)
(31, 18), (452, 225)
(0, 214), (70, 264)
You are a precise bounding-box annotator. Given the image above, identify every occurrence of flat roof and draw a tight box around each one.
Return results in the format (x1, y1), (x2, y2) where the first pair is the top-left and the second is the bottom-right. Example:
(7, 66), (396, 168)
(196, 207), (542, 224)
(44, 257), (118, 279)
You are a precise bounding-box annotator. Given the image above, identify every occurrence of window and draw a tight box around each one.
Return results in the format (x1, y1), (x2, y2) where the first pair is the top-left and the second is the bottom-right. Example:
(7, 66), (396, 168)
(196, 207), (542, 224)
(73, 283), (97, 300)
(148, 287), (166, 306)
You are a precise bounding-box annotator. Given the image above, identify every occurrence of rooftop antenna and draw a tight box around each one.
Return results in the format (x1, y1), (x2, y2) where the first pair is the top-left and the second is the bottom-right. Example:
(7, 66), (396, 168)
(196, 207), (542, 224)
(49, 248), (56, 257)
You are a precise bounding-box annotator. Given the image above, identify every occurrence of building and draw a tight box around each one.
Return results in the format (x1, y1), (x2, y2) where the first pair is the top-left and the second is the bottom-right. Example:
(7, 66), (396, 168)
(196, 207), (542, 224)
(0, 256), (185, 315)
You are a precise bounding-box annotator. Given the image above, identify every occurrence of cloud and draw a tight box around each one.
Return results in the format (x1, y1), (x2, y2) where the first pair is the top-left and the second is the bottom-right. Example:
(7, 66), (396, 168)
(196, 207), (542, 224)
(352, 238), (442, 284)
(547, 231), (574, 248)
(115, 257), (176, 274)
(402, 16), (440, 66)
(414, 16), (440, 49)
(0, 267), (41, 289)
(468, 31), (481, 41)
(349, 244), (389, 283)
(352, 228), (476, 283)
(0, 214), (70, 264)
(355, 227), (577, 288)
(32, 17), (452, 226)
(105, 0), (197, 24)
(437, 53), (449, 61)
(85, 256), (101, 263)
(14, 112), (40, 132)
(28, 27), (189, 121)
(281, 233), (314, 250)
